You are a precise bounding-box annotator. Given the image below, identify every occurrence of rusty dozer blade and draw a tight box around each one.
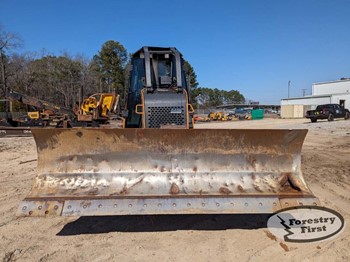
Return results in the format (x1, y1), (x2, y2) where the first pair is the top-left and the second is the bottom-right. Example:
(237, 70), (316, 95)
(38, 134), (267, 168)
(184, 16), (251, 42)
(18, 128), (319, 217)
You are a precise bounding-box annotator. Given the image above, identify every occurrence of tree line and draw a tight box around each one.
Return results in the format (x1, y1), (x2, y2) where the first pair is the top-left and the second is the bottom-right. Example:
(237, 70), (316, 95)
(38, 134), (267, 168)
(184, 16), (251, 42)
(191, 87), (245, 108)
(0, 25), (245, 112)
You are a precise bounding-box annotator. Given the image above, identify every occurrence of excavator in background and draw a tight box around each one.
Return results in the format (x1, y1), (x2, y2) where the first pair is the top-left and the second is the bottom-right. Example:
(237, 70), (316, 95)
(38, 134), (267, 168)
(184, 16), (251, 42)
(2, 90), (122, 128)
(3, 90), (74, 127)
(18, 46), (319, 217)
(76, 92), (123, 127)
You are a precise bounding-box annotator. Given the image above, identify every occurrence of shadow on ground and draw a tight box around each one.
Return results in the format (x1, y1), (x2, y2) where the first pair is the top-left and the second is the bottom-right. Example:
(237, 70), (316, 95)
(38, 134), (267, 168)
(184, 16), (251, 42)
(57, 214), (269, 235)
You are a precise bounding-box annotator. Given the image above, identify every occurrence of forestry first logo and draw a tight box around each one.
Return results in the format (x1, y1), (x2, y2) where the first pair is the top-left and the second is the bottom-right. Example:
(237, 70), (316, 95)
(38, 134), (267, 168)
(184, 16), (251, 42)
(267, 206), (345, 243)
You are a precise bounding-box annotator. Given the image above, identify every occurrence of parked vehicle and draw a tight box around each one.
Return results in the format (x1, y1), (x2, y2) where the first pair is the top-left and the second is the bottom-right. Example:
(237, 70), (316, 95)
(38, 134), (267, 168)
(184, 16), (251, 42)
(306, 104), (350, 122)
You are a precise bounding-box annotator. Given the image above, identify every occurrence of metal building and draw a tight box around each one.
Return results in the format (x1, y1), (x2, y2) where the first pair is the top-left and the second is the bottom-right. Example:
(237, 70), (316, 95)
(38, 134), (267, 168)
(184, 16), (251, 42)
(280, 79), (350, 118)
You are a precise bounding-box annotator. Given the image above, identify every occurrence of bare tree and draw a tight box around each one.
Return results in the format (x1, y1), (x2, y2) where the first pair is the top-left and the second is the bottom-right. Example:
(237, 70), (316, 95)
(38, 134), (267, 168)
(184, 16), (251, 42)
(28, 55), (86, 108)
(7, 52), (36, 92)
(0, 24), (22, 112)
(74, 54), (99, 101)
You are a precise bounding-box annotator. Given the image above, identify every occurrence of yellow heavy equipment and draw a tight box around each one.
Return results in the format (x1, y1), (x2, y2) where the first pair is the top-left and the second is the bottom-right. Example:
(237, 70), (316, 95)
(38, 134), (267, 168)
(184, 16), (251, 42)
(76, 93), (123, 127)
(5, 90), (73, 127)
(208, 111), (232, 121)
(18, 47), (319, 217)
(80, 93), (117, 117)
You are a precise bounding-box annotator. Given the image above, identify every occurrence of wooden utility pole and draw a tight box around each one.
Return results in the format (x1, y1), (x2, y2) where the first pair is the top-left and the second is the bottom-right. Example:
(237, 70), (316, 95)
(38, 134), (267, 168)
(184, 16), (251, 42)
(0, 50), (8, 113)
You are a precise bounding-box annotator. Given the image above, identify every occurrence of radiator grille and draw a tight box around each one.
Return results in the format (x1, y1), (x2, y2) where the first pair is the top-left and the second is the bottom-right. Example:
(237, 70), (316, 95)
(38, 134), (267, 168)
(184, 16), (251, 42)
(147, 106), (186, 128)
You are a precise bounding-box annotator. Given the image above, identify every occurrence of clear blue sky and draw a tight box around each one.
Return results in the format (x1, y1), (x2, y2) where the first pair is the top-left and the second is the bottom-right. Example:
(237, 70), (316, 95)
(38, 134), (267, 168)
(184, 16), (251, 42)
(1, 0), (350, 104)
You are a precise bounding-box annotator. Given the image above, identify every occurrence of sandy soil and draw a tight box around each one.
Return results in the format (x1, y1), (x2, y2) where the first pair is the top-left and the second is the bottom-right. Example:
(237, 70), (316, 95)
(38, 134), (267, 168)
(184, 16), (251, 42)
(0, 118), (349, 262)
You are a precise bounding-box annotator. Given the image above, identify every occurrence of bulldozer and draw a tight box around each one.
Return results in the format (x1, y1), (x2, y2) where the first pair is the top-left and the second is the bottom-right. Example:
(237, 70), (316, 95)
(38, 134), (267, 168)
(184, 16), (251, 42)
(18, 47), (319, 217)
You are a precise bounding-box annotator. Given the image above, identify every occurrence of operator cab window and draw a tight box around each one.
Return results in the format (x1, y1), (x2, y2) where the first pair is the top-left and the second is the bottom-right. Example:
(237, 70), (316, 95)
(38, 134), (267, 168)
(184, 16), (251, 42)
(158, 58), (173, 87)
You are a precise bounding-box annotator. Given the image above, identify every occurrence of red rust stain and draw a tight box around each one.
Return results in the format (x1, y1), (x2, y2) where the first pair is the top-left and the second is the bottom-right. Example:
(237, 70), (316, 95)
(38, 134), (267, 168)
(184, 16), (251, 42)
(237, 185), (245, 193)
(278, 173), (290, 186)
(120, 185), (129, 195)
(253, 184), (264, 193)
(169, 183), (180, 195)
(219, 187), (232, 195)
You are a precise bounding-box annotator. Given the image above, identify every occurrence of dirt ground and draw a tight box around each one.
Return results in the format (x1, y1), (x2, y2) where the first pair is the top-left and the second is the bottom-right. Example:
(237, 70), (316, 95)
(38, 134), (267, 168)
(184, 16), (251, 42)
(0, 118), (349, 262)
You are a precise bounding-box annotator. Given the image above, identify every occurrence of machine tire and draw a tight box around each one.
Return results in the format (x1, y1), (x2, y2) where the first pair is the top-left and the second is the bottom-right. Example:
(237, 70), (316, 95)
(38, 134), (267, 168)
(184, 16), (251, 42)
(328, 113), (334, 121)
(311, 118), (317, 123)
(345, 112), (350, 120)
